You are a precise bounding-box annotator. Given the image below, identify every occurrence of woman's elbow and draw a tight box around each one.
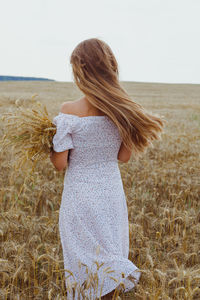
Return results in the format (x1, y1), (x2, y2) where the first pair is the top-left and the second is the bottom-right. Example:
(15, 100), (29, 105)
(117, 154), (131, 163)
(50, 150), (68, 171)
(117, 143), (133, 163)
(55, 165), (64, 172)
(54, 161), (67, 171)
(118, 157), (130, 163)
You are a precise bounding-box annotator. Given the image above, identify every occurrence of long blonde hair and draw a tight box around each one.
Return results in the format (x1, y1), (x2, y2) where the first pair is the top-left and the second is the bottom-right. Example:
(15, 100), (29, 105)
(70, 38), (165, 158)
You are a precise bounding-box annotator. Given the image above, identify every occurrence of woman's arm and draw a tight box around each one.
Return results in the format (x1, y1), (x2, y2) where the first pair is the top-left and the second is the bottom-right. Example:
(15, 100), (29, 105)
(50, 148), (69, 171)
(117, 142), (133, 163)
(50, 103), (73, 171)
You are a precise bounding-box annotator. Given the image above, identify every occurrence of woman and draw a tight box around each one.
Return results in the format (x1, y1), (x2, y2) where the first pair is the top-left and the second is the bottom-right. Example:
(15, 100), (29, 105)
(50, 38), (165, 299)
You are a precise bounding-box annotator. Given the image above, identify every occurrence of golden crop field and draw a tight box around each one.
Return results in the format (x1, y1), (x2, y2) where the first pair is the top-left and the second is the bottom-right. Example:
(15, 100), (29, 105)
(0, 81), (200, 299)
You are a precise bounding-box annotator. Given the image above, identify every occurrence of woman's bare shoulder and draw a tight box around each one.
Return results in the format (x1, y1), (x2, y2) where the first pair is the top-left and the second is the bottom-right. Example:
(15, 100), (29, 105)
(60, 99), (83, 116)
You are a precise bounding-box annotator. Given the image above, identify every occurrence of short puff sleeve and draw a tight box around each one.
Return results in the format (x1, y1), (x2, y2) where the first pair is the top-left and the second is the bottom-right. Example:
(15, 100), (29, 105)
(52, 113), (77, 152)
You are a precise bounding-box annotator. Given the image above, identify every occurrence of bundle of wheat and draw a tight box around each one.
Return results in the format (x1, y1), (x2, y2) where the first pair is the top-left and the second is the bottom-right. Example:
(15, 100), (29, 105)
(0, 95), (56, 170)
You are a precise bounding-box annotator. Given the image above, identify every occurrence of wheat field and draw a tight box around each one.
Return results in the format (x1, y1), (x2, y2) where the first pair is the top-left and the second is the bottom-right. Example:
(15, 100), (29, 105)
(0, 81), (200, 299)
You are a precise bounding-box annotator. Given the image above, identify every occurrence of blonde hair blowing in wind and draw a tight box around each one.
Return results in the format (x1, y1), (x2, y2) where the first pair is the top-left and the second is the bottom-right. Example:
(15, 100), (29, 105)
(70, 38), (165, 159)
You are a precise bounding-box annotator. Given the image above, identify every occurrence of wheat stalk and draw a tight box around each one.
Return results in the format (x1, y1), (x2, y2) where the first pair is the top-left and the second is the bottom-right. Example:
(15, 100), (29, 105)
(0, 95), (56, 171)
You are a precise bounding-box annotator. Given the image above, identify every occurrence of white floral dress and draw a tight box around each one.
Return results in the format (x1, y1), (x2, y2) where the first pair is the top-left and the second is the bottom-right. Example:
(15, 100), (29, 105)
(52, 112), (141, 299)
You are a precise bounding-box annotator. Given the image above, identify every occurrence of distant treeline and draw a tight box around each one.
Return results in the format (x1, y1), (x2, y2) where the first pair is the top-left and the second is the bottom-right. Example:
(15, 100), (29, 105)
(0, 76), (55, 81)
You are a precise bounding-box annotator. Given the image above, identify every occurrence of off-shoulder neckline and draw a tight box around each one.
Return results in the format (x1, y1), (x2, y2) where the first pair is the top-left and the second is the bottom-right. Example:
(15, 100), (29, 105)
(58, 112), (108, 119)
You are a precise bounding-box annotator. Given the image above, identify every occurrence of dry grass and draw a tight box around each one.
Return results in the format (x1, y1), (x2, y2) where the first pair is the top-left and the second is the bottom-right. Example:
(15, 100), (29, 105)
(0, 81), (200, 299)
(1, 95), (56, 173)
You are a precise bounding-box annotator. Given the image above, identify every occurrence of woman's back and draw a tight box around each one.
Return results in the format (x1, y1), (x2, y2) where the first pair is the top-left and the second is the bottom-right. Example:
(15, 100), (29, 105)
(52, 103), (141, 299)
(54, 111), (121, 164)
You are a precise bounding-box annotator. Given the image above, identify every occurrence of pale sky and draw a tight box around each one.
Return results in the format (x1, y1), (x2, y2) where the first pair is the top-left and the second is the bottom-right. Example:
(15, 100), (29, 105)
(1, 0), (200, 83)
